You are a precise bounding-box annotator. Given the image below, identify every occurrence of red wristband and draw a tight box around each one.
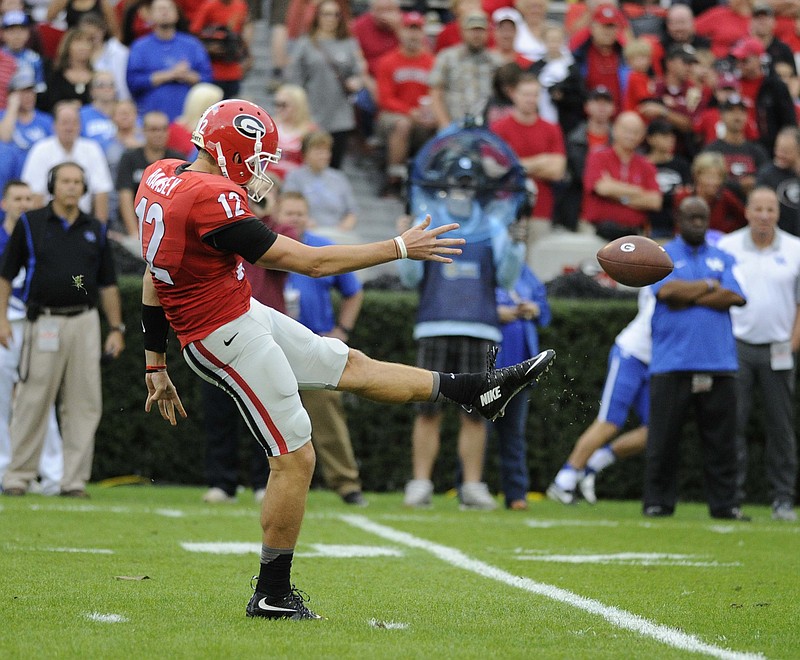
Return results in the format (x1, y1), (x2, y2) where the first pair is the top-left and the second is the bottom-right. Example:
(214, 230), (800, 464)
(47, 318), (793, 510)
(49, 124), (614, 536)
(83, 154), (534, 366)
(146, 365), (167, 373)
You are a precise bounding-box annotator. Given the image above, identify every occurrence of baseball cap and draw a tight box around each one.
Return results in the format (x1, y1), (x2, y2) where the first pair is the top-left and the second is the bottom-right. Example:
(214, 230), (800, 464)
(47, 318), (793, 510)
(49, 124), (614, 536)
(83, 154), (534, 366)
(402, 11), (425, 28)
(2, 10), (30, 28)
(592, 5), (622, 25)
(666, 43), (698, 63)
(720, 93), (751, 110)
(588, 85), (614, 101)
(462, 11), (488, 29)
(752, 2), (774, 16)
(8, 65), (35, 91)
(492, 7), (520, 25)
(731, 36), (766, 59)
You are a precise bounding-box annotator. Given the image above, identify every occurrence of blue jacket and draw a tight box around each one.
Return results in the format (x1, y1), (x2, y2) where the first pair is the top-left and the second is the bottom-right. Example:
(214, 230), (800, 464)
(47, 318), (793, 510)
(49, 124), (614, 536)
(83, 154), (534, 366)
(495, 265), (551, 368)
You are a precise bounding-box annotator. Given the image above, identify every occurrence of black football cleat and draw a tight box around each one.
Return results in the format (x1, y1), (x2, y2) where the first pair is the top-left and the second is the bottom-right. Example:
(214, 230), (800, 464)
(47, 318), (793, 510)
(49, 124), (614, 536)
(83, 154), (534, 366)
(468, 347), (556, 421)
(246, 586), (323, 620)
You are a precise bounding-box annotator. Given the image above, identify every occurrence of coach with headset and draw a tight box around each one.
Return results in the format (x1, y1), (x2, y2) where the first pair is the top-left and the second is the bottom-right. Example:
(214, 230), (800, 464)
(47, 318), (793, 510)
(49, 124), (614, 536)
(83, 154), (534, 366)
(0, 162), (124, 498)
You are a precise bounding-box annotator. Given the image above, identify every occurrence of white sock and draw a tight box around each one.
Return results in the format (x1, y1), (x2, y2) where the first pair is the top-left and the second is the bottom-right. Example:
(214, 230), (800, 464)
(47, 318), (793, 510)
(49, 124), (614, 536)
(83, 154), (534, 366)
(586, 445), (616, 474)
(554, 464), (580, 490)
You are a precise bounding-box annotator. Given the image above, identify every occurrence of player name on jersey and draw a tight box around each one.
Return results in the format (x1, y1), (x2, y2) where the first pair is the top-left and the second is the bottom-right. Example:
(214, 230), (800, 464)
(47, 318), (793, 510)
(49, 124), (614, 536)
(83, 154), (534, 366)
(145, 167), (184, 197)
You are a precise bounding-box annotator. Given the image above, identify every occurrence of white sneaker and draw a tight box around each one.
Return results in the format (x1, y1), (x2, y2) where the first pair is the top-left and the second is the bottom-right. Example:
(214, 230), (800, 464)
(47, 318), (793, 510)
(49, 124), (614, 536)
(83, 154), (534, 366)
(253, 488), (266, 504)
(546, 482), (576, 505)
(772, 501), (797, 521)
(403, 479), (433, 508)
(460, 482), (497, 510)
(202, 487), (236, 503)
(578, 472), (597, 505)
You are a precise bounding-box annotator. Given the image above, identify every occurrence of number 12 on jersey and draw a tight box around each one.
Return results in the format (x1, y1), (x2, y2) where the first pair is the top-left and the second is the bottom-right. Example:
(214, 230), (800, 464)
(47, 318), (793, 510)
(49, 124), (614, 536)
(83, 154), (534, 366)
(136, 196), (174, 285)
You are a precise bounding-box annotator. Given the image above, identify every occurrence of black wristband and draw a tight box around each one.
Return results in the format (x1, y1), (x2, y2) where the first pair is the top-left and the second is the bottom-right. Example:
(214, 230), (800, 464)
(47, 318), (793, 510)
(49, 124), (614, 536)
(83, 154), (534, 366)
(142, 304), (170, 353)
(336, 323), (353, 335)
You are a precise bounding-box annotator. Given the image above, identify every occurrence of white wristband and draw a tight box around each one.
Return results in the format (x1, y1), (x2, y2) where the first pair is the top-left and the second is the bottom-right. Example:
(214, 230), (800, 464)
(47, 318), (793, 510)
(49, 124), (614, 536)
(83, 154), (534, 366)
(393, 235), (408, 259)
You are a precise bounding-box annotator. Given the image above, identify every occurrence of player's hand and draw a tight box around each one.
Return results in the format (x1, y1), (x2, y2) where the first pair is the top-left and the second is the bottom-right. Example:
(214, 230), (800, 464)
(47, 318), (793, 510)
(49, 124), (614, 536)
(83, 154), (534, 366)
(103, 331), (125, 359)
(401, 215), (464, 263)
(145, 371), (188, 426)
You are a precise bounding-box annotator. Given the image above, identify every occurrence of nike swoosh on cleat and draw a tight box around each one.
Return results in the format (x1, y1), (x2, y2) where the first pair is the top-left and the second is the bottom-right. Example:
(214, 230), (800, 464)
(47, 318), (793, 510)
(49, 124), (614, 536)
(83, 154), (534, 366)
(256, 598), (297, 613)
(223, 333), (239, 346)
(524, 353), (549, 376)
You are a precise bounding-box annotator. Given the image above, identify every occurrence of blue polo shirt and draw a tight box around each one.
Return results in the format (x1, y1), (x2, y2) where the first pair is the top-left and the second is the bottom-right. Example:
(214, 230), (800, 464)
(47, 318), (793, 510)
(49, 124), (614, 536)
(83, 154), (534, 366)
(650, 236), (745, 374)
(286, 231), (361, 335)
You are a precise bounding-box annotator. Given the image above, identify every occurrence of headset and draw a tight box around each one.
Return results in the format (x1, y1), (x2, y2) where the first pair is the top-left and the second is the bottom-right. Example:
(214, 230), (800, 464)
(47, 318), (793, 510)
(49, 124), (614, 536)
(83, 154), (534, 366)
(47, 162), (88, 196)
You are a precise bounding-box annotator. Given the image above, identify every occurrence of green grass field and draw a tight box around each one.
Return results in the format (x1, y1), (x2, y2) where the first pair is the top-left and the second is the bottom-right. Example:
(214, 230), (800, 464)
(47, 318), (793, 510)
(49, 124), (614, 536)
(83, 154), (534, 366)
(1, 486), (797, 659)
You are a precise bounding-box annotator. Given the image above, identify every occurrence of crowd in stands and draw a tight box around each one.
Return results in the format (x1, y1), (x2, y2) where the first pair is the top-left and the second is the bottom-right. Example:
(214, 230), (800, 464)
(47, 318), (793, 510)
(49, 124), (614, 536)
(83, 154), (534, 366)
(0, 0), (796, 248)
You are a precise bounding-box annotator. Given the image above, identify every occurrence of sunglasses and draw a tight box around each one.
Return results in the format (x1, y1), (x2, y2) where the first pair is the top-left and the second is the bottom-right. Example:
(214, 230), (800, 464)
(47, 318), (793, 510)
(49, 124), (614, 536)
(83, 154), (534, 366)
(320, 10), (341, 17)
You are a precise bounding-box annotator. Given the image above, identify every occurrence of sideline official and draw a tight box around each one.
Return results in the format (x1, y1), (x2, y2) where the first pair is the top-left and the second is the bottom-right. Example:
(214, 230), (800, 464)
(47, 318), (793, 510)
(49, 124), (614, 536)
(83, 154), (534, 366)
(0, 162), (124, 498)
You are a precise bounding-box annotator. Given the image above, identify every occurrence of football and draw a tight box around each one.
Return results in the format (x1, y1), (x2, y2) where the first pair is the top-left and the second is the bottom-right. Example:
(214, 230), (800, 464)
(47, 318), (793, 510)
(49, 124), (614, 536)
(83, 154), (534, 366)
(596, 235), (673, 287)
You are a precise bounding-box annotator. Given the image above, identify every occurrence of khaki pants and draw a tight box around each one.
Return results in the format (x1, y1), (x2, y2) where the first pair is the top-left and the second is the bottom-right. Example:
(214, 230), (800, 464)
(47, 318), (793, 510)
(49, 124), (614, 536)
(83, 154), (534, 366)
(3, 310), (101, 493)
(300, 389), (361, 496)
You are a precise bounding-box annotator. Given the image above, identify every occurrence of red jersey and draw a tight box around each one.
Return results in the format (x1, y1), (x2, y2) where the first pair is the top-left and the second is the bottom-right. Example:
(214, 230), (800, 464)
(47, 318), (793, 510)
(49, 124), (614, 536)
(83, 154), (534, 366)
(490, 114), (565, 219)
(138, 159), (274, 347)
(189, 0), (250, 82)
(375, 48), (435, 114)
(581, 147), (660, 229)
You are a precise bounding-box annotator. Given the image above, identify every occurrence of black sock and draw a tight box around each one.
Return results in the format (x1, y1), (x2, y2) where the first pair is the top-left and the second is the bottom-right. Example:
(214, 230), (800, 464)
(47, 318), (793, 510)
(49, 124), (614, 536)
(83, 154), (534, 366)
(434, 371), (485, 406)
(256, 546), (293, 598)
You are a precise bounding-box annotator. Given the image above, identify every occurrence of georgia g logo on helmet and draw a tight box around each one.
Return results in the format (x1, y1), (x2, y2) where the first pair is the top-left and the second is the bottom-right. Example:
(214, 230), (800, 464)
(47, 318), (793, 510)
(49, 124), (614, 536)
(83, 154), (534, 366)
(233, 114), (266, 140)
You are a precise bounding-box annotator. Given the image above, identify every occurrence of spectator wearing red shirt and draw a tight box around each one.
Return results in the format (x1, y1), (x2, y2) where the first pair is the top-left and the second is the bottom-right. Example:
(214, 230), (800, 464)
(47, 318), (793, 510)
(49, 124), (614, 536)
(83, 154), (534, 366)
(639, 44), (706, 157)
(350, 0), (402, 77)
(571, 5), (628, 114)
(622, 37), (656, 113)
(731, 35), (797, 153)
(374, 11), (436, 196)
(581, 111), (662, 238)
(491, 73), (566, 246)
(674, 151), (746, 235)
(649, 3), (711, 69)
(435, 0), (495, 53)
(490, 8), (532, 68)
(702, 93), (771, 200)
(694, 0), (752, 59)
(694, 72), (760, 146)
(190, 0), (252, 99)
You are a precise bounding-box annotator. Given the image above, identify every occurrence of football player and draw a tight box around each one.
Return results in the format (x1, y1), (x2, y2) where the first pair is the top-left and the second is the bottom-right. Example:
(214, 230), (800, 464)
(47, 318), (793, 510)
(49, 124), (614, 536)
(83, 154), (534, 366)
(138, 99), (555, 620)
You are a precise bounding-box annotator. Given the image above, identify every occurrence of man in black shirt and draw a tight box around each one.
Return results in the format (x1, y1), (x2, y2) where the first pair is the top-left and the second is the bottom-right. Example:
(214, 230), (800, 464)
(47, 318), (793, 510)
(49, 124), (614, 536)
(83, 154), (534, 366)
(0, 162), (125, 498)
(756, 126), (800, 235)
(116, 110), (185, 238)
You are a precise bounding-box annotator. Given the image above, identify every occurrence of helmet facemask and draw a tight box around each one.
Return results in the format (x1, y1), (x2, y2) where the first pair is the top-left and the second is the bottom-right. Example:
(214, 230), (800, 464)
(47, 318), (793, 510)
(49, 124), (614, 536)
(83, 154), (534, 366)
(243, 147), (281, 202)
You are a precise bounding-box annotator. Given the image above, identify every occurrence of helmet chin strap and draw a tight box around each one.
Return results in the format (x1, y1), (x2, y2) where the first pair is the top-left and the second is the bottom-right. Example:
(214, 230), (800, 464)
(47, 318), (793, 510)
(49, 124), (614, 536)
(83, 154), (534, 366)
(216, 153), (230, 179)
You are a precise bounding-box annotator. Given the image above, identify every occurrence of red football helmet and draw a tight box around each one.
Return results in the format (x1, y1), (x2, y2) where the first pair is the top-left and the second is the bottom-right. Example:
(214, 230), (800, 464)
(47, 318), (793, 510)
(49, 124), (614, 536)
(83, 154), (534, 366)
(191, 99), (281, 202)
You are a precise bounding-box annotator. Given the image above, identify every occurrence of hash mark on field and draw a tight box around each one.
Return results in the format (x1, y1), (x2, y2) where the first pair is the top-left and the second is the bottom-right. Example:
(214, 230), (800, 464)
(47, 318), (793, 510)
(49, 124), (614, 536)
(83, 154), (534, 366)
(368, 618), (409, 629)
(525, 519), (619, 529)
(85, 612), (128, 623)
(341, 515), (764, 660)
(514, 551), (741, 567)
(180, 541), (403, 558)
(4, 544), (113, 555)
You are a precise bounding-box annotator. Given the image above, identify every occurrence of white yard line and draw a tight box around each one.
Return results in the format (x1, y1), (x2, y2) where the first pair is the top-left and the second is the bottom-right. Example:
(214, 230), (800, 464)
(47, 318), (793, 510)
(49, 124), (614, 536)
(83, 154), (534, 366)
(341, 514), (764, 660)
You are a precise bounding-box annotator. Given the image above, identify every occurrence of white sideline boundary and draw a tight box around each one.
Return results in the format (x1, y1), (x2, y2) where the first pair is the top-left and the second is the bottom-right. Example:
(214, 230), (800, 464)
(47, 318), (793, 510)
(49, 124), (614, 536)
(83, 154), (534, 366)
(340, 515), (765, 660)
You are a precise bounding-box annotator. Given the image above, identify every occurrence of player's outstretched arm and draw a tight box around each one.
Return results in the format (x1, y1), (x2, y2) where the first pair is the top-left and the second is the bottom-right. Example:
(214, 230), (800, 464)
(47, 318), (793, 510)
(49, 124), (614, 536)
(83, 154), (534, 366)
(256, 215), (464, 277)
